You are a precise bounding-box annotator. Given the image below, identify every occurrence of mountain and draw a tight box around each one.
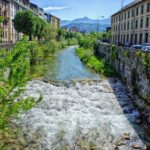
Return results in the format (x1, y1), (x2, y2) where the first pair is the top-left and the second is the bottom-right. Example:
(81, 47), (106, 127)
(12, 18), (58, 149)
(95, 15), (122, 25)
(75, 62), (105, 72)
(61, 20), (71, 26)
(61, 17), (111, 33)
(61, 17), (111, 26)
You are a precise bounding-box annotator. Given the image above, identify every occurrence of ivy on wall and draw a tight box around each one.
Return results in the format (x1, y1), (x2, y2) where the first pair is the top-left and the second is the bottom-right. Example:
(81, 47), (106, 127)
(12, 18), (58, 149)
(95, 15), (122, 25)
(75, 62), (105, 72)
(111, 45), (118, 61)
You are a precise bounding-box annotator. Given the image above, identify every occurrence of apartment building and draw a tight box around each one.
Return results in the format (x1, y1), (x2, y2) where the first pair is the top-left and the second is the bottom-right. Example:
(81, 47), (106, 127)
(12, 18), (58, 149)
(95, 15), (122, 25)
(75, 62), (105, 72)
(0, 0), (11, 43)
(111, 0), (150, 45)
(10, 0), (30, 43)
(44, 13), (60, 28)
(0, 0), (60, 43)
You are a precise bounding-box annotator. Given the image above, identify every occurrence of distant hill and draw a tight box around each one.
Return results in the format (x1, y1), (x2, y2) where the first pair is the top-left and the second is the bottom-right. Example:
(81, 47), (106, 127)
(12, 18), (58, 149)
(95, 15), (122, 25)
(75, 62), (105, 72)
(61, 17), (111, 33)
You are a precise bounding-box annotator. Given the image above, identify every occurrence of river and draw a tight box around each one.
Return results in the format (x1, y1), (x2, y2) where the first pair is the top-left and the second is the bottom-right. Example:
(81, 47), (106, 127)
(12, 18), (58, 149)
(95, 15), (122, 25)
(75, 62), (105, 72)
(30, 46), (99, 81)
(17, 46), (150, 150)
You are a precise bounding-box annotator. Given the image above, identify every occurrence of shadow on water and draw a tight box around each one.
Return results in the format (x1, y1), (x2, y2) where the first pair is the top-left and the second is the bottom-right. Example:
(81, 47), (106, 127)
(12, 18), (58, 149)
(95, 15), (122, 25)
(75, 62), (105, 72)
(108, 78), (150, 149)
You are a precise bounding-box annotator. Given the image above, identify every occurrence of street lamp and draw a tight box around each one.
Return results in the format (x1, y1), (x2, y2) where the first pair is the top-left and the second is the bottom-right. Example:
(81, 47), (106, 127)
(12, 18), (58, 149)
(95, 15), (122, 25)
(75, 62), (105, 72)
(118, 0), (126, 44)
(121, 0), (126, 9)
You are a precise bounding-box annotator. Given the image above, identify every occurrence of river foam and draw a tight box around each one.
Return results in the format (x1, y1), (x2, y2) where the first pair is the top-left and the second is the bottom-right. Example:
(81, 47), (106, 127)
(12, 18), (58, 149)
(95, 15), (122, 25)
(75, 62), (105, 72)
(18, 79), (146, 150)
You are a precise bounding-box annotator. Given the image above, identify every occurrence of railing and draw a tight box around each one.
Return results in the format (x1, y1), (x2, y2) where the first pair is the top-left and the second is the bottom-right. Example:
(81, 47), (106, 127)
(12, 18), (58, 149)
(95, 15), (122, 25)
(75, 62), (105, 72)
(0, 43), (15, 50)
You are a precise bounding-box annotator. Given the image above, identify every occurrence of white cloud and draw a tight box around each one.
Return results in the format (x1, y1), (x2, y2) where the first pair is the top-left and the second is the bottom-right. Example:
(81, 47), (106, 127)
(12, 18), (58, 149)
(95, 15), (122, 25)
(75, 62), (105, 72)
(44, 6), (68, 11)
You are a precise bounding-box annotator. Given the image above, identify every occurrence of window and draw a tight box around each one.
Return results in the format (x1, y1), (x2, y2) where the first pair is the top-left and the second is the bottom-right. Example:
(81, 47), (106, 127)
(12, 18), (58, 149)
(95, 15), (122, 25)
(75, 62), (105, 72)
(140, 18), (143, 28)
(139, 33), (143, 44)
(131, 20), (134, 29)
(147, 2), (150, 12)
(121, 23), (123, 30)
(127, 22), (130, 30)
(135, 34), (137, 44)
(131, 34), (133, 43)
(119, 15), (121, 21)
(136, 7), (139, 16)
(141, 5), (144, 14)
(120, 35), (122, 43)
(135, 20), (138, 28)
(146, 17), (149, 27)
(123, 35), (126, 43)
(124, 22), (126, 30)
(145, 33), (149, 43)
(128, 11), (130, 18)
(118, 24), (120, 31)
(124, 13), (126, 20)
(132, 9), (134, 17)
(118, 35), (120, 42)
(127, 34), (129, 42)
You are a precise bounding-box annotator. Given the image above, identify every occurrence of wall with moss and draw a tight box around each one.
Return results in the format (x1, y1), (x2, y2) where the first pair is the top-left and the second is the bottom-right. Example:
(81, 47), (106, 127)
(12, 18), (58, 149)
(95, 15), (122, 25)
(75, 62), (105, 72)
(96, 43), (150, 103)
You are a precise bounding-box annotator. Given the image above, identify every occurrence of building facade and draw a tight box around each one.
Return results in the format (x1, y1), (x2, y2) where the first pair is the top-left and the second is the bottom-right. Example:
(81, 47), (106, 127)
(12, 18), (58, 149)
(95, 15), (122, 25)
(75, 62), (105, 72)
(0, 0), (11, 43)
(0, 0), (60, 44)
(44, 13), (60, 28)
(10, 0), (30, 43)
(111, 0), (150, 45)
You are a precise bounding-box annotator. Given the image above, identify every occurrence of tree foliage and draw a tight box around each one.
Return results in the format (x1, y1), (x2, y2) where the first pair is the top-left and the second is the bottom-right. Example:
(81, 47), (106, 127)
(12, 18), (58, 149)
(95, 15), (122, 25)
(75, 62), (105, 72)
(14, 11), (36, 40)
(34, 17), (46, 40)
(0, 38), (39, 148)
(43, 24), (57, 42)
(78, 32), (100, 49)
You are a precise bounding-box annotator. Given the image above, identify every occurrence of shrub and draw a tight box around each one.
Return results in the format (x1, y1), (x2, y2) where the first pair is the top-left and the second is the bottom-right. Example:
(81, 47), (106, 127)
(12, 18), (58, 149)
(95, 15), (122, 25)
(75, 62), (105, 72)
(0, 37), (38, 135)
(76, 48), (116, 77)
(111, 45), (118, 61)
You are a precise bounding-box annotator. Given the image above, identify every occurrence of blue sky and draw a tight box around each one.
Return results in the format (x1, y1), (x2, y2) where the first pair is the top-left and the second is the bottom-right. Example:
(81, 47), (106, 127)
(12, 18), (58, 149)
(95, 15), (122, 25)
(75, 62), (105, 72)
(30, 0), (133, 20)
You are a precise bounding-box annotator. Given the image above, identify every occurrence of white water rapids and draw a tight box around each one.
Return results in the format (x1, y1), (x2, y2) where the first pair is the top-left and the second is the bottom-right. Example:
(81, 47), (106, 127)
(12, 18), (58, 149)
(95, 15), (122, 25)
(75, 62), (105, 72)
(17, 79), (147, 150)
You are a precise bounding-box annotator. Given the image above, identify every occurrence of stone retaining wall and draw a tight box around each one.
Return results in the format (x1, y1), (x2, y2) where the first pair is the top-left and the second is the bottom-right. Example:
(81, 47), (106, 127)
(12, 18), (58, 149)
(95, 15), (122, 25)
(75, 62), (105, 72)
(0, 43), (15, 50)
(95, 43), (150, 119)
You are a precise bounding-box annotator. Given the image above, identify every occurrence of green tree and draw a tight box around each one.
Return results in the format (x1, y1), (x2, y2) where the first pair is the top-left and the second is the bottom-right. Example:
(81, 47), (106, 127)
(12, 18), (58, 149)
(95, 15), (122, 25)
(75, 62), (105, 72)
(43, 24), (57, 42)
(13, 11), (35, 40)
(34, 17), (47, 41)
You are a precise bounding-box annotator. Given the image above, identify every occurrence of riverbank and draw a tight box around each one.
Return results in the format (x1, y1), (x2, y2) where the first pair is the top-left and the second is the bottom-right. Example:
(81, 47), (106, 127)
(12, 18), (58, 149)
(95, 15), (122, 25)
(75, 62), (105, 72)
(76, 47), (116, 77)
(30, 46), (100, 81)
(13, 79), (149, 149)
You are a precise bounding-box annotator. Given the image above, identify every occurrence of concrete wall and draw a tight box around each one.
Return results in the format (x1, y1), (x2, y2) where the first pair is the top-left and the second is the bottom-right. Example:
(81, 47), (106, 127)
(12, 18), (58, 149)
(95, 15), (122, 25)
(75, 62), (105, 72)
(96, 43), (150, 102)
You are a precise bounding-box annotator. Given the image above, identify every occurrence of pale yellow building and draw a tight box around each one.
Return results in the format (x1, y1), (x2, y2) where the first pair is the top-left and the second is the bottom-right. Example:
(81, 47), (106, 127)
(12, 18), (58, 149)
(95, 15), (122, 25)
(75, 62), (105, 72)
(111, 0), (150, 45)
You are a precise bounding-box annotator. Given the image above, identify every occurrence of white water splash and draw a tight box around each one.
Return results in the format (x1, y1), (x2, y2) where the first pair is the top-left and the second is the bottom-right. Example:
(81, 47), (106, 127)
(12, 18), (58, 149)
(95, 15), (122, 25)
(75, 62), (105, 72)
(18, 79), (145, 149)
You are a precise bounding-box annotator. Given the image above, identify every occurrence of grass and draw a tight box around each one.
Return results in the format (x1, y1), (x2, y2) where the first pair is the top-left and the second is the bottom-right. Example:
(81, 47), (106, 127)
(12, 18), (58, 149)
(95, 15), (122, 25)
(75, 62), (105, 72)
(76, 47), (116, 77)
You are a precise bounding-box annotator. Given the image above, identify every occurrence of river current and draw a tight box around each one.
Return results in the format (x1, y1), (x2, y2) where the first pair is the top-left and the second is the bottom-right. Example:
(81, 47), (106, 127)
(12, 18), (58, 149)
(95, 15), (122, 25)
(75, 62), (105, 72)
(17, 46), (149, 150)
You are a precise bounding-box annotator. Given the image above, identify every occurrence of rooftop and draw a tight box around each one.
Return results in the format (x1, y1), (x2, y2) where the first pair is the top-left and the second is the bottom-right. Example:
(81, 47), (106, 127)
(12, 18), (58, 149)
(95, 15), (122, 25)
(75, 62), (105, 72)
(112, 0), (143, 16)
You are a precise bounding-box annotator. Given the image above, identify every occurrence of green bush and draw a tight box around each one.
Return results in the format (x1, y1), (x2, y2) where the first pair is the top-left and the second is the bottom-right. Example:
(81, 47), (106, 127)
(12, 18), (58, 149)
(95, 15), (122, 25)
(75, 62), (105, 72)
(0, 37), (38, 140)
(111, 45), (118, 61)
(76, 48), (116, 77)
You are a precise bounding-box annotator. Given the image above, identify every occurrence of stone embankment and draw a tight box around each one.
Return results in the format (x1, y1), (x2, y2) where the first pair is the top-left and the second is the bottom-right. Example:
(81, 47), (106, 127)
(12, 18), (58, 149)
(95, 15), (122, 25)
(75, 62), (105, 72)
(0, 43), (15, 50)
(95, 43), (150, 124)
